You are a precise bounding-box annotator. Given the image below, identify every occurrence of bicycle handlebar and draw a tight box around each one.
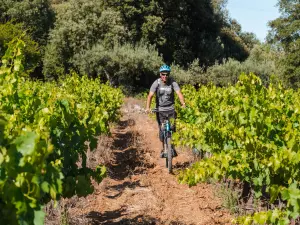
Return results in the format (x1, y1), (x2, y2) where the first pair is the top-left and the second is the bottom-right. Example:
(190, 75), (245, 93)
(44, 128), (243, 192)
(151, 106), (188, 113)
(144, 106), (188, 114)
(151, 108), (159, 113)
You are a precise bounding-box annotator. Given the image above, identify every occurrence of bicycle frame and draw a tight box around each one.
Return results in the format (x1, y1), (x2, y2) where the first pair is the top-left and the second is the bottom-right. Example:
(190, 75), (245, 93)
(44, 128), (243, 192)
(162, 119), (172, 137)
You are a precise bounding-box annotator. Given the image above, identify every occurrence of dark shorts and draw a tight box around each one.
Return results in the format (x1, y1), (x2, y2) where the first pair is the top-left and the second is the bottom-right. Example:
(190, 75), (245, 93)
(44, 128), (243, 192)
(156, 110), (176, 125)
(156, 110), (176, 142)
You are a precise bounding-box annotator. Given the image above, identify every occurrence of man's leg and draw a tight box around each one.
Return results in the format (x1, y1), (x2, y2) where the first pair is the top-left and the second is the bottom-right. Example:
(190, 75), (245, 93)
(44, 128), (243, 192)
(156, 112), (164, 142)
(158, 111), (170, 157)
(156, 112), (165, 157)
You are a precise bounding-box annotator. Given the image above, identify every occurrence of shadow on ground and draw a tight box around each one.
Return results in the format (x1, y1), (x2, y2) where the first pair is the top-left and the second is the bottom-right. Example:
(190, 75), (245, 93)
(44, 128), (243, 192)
(173, 161), (192, 170)
(108, 119), (154, 180)
(104, 180), (143, 199)
(81, 209), (187, 225)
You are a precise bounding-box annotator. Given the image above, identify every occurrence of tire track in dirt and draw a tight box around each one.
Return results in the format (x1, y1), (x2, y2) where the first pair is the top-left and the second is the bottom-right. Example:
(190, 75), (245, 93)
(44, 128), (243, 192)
(46, 98), (232, 225)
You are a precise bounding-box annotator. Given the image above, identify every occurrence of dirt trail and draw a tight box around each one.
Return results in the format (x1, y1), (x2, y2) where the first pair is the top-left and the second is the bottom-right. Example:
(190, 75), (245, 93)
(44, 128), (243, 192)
(46, 98), (232, 225)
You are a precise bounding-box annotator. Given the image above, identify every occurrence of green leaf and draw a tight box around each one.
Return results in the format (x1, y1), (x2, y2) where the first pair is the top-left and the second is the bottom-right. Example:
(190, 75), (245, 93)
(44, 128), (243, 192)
(41, 182), (49, 193)
(270, 185), (280, 203)
(253, 212), (268, 224)
(60, 99), (70, 112)
(94, 165), (107, 183)
(278, 218), (290, 225)
(243, 216), (253, 225)
(13, 132), (37, 156)
(281, 188), (290, 201)
(238, 113), (247, 125)
(14, 59), (22, 72)
(34, 210), (45, 225)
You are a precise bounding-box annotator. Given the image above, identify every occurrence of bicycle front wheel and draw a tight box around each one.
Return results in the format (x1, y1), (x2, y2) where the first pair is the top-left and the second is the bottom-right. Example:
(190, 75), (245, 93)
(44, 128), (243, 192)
(166, 136), (172, 173)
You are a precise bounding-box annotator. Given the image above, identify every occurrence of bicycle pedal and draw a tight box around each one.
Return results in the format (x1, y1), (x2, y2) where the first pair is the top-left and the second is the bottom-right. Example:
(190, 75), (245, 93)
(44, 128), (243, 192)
(172, 149), (178, 157)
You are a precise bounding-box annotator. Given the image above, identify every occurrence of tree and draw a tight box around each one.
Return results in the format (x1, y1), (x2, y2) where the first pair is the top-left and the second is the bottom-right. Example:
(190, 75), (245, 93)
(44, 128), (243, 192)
(239, 32), (260, 50)
(44, 0), (254, 84)
(0, 0), (54, 45)
(72, 42), (163, 91)
(105, 0), (250, 66)
(43, 0), (127, 79)
(230, 19), (242, 35)
(268, 0), (300, 88)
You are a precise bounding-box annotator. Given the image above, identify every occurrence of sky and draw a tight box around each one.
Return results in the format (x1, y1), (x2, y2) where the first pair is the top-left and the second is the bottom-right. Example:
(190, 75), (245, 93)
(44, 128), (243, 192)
(226, 0), (280, 42)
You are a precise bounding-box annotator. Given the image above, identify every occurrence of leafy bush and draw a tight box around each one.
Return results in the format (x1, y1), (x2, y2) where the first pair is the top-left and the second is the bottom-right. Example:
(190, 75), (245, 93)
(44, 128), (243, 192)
(206, 58), (243, 86)
(168, 44), (280, 87)
(206, 44), (279, 86)
(72, 42), (163, 93)
(171, 59), (205, 85)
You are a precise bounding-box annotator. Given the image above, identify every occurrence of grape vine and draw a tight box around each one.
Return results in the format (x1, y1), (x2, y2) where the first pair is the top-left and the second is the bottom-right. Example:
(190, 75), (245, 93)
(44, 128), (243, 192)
(174, 73), (300, 224)
(0, 39), (123, 224)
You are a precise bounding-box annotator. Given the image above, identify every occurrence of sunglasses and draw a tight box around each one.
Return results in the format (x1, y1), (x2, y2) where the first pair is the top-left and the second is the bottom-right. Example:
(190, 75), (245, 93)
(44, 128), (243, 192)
(160, 73), (169, 76)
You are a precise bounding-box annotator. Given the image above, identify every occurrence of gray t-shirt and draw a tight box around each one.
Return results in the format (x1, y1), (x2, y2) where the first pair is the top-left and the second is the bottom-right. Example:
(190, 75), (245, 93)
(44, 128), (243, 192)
(150, 78), (180, 111)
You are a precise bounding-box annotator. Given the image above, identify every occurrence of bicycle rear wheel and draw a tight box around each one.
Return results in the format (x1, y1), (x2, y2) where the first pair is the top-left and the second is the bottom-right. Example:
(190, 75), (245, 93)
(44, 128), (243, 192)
(166, 137), (172, 173)
(165, 141), (168, 168)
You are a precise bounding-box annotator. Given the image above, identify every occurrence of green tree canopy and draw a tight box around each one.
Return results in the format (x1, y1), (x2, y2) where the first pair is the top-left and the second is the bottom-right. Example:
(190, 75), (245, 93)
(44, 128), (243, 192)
(43, 0), (127, 79)
(72, 43), (163, 91)
(43, 0), (257, 85)
(104, 0), (250, 66)
(0, 0), (54, 45)
(268, 0), (300, 88)
(0, 0), (265, 85)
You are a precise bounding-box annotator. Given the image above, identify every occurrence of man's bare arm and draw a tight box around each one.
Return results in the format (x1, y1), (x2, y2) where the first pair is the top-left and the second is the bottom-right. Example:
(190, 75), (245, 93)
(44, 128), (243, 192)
(146, 91), (155, 111)
(176, 90), (186, 107)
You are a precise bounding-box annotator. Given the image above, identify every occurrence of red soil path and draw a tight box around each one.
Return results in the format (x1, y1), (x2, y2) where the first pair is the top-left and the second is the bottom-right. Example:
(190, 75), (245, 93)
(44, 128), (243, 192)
(46, 98), (232, 225)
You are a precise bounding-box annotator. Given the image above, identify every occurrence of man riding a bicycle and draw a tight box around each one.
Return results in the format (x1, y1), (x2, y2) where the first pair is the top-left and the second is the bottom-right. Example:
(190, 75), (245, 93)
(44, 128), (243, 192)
(146, 64), (186, 158)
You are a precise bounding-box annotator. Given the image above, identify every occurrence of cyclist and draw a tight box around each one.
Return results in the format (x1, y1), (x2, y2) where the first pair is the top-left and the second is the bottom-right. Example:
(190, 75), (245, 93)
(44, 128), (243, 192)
(146, 64), (186, 158)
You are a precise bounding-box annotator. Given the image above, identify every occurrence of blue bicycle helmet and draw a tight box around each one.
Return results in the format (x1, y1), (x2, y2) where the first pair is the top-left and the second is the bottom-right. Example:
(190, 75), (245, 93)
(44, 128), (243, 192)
(159, 64), (171, 73)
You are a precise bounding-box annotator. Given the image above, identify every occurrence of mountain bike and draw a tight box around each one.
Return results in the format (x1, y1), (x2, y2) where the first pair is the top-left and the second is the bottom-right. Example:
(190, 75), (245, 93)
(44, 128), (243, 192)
(151, 108), (176, 173)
